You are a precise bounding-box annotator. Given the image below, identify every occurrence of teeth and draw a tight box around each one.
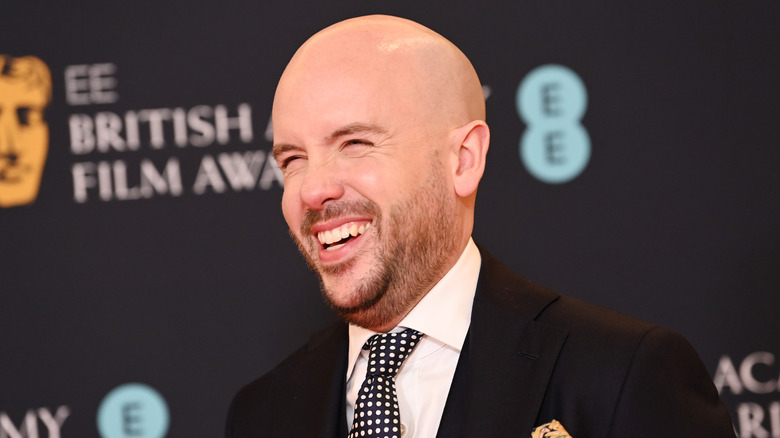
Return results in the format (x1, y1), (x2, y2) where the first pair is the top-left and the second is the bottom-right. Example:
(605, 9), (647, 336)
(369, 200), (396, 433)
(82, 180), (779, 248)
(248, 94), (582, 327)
(317, 222), (371, 246)
(326, 243), (345, 251)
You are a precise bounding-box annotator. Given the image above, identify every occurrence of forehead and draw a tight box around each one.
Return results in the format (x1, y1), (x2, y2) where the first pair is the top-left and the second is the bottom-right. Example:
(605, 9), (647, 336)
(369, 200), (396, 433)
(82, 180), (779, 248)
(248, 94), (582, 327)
(273, 48), (429, 141)
(0, 76), (48, 105)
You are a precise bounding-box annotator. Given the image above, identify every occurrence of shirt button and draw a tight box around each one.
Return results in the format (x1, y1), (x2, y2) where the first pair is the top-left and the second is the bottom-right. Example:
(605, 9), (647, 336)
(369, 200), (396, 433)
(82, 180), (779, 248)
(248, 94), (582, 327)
(400, 423), (407, 436)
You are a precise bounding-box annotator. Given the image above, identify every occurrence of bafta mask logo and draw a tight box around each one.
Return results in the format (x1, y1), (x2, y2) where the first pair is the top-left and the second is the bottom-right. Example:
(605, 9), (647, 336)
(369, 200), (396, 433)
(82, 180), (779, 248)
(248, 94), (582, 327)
(0, 55), (52, 207)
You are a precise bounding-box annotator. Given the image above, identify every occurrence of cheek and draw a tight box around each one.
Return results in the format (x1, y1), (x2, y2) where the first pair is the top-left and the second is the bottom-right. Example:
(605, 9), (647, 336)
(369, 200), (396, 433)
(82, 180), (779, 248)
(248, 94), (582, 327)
(363, 161), (427, 203)
(19, 126), (49, 163)
(353, 170), (380, 193)
(345, 159), (402, 203)
(281, 188), (301, 230)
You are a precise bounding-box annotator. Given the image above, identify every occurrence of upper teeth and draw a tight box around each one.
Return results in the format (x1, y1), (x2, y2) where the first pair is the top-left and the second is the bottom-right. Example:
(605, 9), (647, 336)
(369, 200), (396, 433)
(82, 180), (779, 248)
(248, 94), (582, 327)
(317, 222), (370, 245)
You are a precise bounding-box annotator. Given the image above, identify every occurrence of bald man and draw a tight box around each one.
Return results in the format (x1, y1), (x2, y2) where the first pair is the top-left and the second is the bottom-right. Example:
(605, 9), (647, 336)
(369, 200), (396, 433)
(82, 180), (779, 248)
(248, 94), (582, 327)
(226, 15), (735, 438)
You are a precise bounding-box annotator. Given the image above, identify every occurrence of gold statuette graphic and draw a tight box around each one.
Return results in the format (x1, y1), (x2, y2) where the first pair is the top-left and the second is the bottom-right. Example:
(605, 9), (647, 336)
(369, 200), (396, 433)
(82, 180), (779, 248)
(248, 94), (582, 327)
(0, 55), (51, 207)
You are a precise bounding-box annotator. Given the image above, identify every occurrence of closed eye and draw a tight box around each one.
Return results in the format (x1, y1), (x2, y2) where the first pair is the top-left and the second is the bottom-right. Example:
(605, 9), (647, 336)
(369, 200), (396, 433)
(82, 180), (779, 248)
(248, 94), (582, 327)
(272, 143), (306, 171)
(341, 139), (374, 150)
(278, 154), (304, 170)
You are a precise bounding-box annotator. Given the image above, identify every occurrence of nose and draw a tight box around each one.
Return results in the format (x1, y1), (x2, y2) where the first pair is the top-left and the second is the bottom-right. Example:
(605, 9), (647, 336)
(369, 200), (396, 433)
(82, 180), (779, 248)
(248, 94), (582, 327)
(0, 112), (15, 155)
(298, 159), (345, 210)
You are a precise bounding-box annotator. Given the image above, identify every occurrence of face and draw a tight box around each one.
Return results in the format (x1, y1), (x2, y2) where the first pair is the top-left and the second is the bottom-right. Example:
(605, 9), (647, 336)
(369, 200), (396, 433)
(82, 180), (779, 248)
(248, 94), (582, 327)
(0, 56), (51, 208)
(273, 50), (460, 330)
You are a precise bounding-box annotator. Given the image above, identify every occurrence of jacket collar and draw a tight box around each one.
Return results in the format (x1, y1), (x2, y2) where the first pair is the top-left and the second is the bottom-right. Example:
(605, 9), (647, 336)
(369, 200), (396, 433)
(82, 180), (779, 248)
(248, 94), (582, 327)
(438, 249), (568, 437)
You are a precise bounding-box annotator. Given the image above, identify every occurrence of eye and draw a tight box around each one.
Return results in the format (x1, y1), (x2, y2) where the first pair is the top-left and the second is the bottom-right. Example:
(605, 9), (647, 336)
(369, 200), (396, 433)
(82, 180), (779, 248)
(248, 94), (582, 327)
(341, 139), (374, 152)
(272, 144), (307, 172)
(278, 154), (305, 171)
(17, 107), (30, 126)
(345, 139), (369, 146)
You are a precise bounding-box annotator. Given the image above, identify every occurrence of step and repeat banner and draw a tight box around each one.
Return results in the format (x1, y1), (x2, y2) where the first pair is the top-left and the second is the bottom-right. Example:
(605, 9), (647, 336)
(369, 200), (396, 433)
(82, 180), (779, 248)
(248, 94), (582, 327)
(2, 1), (778, 437)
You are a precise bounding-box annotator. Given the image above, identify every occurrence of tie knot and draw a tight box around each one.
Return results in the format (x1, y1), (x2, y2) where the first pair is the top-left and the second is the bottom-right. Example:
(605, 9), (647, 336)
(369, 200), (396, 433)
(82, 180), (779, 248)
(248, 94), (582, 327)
(363, 329), (422, 378)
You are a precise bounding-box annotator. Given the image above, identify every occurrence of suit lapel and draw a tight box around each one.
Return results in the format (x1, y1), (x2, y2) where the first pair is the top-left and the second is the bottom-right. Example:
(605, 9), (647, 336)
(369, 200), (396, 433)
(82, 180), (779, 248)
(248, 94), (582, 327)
(437, 250), (568, 437)
(460, 301), (567, 436)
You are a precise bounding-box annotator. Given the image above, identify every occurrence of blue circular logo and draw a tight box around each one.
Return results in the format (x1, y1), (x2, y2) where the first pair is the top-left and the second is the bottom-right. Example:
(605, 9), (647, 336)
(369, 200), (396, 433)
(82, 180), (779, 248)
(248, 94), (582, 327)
(520, 126), (591, 184)
(516, 64), (591, 184)
(517, 64), (587, 124)
(97, 383), (170, 438)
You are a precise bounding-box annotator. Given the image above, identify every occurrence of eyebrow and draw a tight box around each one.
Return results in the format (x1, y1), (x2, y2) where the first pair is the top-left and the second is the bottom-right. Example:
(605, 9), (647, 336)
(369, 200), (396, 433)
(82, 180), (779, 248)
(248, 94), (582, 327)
(271, 143), (301, 159)
(325, 123), (389, 143)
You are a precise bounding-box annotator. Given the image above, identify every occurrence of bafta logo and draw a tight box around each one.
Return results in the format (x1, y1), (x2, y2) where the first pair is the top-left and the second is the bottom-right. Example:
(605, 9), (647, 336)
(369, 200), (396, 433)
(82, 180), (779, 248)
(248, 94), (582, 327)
(0, 55), (52, 207)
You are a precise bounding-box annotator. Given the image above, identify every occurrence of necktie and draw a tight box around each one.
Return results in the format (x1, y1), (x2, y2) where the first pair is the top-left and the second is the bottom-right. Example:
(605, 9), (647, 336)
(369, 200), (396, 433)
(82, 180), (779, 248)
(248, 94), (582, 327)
(348, 329), (423, 438)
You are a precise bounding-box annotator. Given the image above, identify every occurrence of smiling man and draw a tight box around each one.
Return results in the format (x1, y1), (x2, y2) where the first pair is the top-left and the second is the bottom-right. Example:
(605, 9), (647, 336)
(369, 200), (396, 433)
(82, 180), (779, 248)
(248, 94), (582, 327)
(226, 15), (734, 438)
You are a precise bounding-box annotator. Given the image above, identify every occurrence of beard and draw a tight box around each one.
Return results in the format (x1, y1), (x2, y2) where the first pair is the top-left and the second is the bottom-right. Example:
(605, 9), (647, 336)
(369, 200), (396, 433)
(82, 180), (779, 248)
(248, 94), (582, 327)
(290, 159), (458, 329)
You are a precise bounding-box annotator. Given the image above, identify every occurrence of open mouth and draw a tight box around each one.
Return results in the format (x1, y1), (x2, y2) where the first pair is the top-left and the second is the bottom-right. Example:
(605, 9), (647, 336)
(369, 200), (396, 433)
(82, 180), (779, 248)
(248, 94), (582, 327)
(317, 222), (371, 251)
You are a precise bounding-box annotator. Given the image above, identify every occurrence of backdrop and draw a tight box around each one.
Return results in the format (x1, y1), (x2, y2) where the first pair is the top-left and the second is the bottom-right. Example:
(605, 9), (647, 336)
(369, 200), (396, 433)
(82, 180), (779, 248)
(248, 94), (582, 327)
(2, 2), (778, 437)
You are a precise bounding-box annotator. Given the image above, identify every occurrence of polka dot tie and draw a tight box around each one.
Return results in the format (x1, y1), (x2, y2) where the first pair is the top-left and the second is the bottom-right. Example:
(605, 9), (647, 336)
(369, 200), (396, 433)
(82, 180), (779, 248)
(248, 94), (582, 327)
(348, 329), (423, 438)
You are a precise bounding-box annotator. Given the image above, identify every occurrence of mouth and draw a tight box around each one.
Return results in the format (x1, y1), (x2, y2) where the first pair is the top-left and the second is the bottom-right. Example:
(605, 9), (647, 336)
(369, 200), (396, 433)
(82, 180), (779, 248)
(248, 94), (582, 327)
(316, 221), (372, 251)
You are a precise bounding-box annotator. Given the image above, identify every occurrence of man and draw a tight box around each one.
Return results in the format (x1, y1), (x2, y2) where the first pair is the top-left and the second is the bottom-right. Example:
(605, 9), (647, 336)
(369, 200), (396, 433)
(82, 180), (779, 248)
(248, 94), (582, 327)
(226, 15), (735, 437)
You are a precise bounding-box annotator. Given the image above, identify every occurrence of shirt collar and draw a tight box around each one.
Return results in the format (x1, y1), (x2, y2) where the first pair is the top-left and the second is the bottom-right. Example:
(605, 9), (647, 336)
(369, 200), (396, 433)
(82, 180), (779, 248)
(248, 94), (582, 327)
(346, 238), (481, 380)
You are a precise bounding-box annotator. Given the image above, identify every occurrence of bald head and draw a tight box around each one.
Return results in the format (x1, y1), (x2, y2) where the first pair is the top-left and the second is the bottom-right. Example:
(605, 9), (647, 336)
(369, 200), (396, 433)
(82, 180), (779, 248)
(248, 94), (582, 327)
(274, 15), (485, 131)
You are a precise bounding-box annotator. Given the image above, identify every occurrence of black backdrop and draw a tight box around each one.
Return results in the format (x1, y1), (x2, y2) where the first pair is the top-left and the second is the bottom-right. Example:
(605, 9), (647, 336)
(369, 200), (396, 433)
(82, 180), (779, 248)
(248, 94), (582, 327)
(2, 2), (778, 437)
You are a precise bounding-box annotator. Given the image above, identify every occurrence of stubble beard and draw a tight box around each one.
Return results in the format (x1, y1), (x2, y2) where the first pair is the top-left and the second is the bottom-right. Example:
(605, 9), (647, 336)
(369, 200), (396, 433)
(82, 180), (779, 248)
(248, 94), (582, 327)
(291, 161), (458, 330)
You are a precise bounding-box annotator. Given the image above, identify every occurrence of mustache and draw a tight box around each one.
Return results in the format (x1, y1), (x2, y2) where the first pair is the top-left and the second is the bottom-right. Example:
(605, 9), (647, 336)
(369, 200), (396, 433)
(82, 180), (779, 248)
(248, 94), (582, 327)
(301, 200), (381, 236)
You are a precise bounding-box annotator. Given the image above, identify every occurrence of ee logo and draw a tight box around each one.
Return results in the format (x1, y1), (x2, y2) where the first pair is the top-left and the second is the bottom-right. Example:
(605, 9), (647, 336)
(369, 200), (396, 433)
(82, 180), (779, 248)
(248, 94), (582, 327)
(97, 383), (170, 438)
(516, 64), (590, 184)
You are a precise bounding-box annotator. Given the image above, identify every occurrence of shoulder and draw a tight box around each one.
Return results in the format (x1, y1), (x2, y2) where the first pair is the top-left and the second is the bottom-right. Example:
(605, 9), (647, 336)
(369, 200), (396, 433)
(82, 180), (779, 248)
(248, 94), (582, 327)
(478, 248), (687, 368)
(477, 247), (656, 341)
(225, 321), (347, 438)
(234, 321), (346, 393)
(476, 248), (734, 436)
(232, 320), (347, 397)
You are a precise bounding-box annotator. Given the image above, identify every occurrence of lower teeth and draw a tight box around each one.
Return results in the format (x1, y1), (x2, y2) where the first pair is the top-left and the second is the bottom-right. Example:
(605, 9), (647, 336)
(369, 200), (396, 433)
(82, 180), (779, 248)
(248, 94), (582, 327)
(327, 243), (345, 251)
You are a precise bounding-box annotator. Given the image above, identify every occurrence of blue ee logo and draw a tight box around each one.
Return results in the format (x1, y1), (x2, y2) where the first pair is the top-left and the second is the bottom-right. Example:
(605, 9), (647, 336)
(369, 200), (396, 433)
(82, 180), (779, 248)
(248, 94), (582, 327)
(516, 64), (590, 184)
(97, 383), (170, 438)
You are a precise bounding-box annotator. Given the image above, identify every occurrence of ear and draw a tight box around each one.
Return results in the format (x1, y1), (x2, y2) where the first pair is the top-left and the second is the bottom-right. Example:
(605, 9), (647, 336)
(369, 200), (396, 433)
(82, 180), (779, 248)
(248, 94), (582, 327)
(451, 120), (490, 198)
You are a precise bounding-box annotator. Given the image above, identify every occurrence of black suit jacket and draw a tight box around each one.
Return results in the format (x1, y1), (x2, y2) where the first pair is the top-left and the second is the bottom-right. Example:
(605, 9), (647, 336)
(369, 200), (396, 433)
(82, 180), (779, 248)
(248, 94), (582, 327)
(226, 251), (735, 437)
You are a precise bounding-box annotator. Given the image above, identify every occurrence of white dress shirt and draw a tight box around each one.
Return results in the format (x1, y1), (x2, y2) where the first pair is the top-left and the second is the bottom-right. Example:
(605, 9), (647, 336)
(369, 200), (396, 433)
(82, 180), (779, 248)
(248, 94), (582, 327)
(345, 238), (481, 437)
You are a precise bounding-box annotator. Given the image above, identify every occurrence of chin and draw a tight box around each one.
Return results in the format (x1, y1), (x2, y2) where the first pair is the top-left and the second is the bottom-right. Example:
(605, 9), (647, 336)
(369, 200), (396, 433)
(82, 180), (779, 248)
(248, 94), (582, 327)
(322, 282), (369, 309)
